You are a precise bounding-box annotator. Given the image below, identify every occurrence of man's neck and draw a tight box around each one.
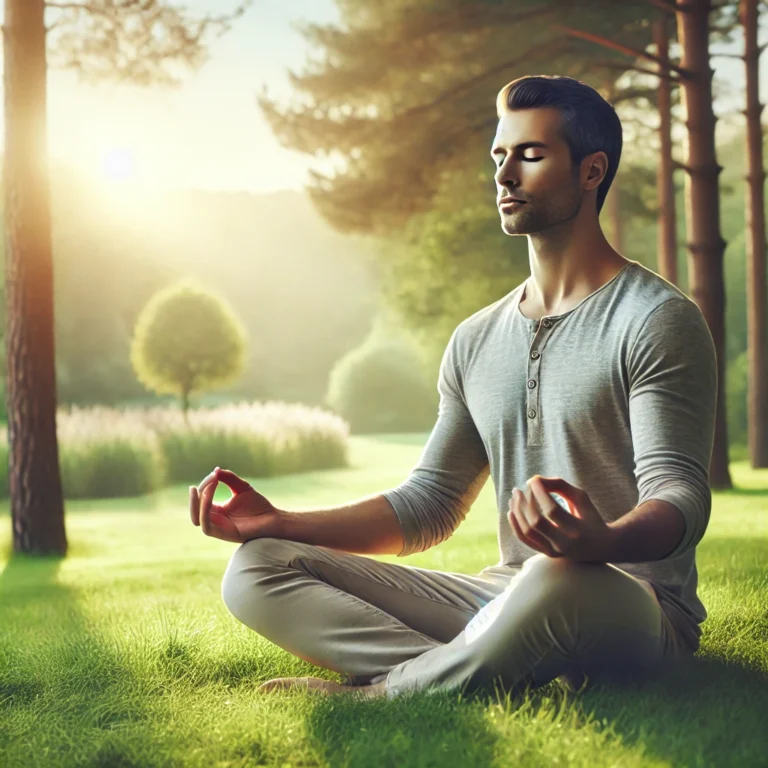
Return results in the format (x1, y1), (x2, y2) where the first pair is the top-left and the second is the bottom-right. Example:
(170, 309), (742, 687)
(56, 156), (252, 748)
(519, 250), (630, 320)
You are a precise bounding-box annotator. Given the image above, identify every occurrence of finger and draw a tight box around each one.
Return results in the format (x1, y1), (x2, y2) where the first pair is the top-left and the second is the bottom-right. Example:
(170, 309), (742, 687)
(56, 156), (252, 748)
(528, 478), (580, 539)
(200, 479), (219, 537)
(520, 485), (539, 529)
(519, 485), (563, 549)
(537, 477), (587, 508)
(508, 500), (558, 557)
(197, 466), (222, 497)
(215, 468), (251, 494)
(190, 486), (200, 526)
(510, 490), (559, 556)
(521, 483), (574, 554)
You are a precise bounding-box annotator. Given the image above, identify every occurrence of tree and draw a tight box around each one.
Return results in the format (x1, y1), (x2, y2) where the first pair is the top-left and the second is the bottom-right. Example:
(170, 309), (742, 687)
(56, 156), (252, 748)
(3, 0), (250, 556)
(654, 11), (680, 285)
(738, 0), (768, 468)
(260, 1), (676, 368)
(261, 0), (741, 488)
(557, 0), (737, 488)
(130, 281), (248, 421)
(258, 0), (735, 483)
(673, 0), (733, 488)
(260, 1), (660, 236)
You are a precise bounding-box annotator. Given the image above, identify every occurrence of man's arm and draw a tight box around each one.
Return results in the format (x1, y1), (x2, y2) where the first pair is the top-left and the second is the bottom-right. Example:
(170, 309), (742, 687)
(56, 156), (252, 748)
(606, 498), (686, 562)
(623, 297), (718, 561)
(264, 493), (407, 556)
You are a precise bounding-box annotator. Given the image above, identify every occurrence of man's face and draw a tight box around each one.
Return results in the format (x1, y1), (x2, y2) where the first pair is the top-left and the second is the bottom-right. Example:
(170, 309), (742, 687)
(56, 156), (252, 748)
(491, 107), (585, 236)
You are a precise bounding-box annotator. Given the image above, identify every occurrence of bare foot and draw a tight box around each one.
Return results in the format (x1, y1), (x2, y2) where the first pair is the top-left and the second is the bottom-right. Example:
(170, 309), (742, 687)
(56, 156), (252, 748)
(257, 676), (387, 699)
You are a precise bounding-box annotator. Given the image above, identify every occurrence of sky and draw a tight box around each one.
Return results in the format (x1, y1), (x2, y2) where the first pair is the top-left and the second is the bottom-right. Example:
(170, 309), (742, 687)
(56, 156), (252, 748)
(2, 0), (342, 194)
(0, 1), (767, 195)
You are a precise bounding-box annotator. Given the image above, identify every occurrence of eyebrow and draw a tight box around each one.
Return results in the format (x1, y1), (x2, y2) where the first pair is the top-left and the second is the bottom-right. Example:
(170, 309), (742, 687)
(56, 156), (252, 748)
(490, 141), (549, 156)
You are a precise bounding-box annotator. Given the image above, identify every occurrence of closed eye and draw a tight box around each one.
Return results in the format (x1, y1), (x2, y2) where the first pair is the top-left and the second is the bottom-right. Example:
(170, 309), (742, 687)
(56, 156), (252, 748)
(495, 157), (544, 167)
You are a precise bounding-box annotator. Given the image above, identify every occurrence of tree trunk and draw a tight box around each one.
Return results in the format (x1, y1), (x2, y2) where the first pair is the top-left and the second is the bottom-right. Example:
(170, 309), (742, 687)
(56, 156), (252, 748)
(675, 0), (732, 489)
(4, 0), (67, 554)
(740, 0), (768, 468)
(654, 15), (679, 286)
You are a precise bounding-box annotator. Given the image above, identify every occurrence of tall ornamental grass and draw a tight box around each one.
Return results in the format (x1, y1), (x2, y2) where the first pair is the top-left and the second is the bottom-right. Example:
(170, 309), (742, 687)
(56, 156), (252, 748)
(0, 401), (349, 500)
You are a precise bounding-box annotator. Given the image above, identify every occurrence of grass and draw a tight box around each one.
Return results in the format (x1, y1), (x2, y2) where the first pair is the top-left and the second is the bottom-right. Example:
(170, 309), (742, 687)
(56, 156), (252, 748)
(1, 434), (767, 768)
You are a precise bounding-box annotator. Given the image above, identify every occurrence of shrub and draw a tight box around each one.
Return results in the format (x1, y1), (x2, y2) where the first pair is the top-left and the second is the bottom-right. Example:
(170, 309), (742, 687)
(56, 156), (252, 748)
(142, 401), (349, 485)
(0, 406), (164, 500)
(0, 401), (349, 500)
(326, 333), (438, 434)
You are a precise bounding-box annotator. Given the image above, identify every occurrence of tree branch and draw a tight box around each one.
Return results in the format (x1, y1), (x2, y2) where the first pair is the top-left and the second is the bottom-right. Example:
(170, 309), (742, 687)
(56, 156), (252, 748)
(46, 0), (251, 25)
(392, 39), (572, 124)
(46, 0), (145, 10)
(586, 58), (682, 84)
(553, 24), (694, 79)
(646, 0), (695, 12)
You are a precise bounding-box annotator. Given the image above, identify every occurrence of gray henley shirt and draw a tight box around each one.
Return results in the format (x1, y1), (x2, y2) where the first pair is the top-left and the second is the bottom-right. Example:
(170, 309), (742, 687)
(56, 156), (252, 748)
(382, 260), (717, 654)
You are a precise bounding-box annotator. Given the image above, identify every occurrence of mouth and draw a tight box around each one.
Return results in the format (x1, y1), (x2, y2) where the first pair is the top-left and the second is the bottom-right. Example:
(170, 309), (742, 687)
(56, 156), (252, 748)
(499, 198), (526, 210)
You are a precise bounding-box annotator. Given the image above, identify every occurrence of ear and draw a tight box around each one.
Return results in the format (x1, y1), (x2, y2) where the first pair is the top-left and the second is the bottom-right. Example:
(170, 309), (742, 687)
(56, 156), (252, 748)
(582, 151), (608, 193)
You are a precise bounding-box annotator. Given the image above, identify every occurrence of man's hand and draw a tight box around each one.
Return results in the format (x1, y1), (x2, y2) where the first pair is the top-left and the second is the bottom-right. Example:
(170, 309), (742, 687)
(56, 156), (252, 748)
(189, 467), (280, 544)
(507, 475), (618, 562)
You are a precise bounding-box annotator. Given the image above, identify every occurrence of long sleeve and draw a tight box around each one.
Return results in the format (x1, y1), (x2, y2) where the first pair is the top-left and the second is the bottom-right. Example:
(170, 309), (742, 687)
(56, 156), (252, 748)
(626, 297), (717, 560)
(382, 325), (490, 557)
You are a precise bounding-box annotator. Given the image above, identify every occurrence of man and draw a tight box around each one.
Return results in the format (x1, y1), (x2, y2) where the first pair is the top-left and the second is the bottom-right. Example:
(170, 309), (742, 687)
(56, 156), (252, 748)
(189, 75), (717, 702)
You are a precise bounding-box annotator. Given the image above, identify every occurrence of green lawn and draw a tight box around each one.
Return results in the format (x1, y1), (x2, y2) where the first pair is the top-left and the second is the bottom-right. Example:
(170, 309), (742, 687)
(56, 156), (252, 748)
(1, 434), (767, 768)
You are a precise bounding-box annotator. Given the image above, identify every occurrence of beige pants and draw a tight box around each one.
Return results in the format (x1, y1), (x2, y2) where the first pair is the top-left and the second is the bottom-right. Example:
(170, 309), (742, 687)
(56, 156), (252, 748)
(221, 538), (688, 700)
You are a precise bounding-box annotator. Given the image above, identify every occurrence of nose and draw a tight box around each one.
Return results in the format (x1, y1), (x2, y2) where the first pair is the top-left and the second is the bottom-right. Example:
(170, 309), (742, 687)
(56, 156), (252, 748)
(494, 155), (520, 191)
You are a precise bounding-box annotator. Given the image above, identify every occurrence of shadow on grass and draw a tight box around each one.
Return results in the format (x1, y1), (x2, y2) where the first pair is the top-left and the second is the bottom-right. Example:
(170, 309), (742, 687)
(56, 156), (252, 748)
(573, 652), (768, 767)
(297, 649), (767, 768)
(0, 551), (166, 768)
(299, 534), (768, 767)
(304, 686), (502, 767)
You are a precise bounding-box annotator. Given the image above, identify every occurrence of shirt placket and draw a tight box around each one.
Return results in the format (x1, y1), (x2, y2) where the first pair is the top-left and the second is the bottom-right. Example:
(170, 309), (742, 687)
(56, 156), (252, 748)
(527, 317), (557, 447)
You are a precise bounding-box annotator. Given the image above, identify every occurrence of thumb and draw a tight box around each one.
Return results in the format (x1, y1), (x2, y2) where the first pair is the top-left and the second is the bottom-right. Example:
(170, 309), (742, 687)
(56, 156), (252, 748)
(215, 468), (251, 494)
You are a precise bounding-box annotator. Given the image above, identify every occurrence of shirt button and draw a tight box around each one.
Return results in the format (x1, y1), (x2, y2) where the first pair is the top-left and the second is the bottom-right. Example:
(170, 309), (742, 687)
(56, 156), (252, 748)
(530, 351), (540, 360)
(543, 319), (553, 328)
(528, 408), (536, 419)
(527, 379), (536, 389)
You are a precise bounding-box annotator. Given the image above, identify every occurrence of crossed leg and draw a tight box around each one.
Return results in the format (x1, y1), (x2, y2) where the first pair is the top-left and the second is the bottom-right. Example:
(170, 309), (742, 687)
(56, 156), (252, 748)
(221, 537), (671, 700)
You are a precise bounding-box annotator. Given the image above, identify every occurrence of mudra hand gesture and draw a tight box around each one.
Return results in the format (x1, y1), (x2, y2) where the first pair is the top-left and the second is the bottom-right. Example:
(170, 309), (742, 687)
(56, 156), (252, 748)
(508, 475), (617, 562)
(189, 467), (279, 544)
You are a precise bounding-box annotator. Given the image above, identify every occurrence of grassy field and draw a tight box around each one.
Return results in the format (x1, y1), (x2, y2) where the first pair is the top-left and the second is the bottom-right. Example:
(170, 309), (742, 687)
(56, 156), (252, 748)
(1, 434), (766, 768)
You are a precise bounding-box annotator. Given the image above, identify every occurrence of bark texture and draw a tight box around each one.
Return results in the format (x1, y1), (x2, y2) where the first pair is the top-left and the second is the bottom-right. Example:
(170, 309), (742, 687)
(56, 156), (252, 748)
(4, 0), (67, 554)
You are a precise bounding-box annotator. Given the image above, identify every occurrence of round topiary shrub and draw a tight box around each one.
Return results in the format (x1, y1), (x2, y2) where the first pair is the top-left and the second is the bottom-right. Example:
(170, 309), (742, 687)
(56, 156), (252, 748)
(326, 334), (438, 435)
(130, 279), (248, 421)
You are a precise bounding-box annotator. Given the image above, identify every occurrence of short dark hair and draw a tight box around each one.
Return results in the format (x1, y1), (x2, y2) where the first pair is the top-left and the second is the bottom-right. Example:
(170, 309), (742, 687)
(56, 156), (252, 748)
(495, 75), (622, 215)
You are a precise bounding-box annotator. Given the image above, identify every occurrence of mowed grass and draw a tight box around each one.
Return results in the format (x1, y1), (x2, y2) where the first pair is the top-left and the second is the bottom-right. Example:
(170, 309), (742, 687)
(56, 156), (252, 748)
(1, 434), (767, 768)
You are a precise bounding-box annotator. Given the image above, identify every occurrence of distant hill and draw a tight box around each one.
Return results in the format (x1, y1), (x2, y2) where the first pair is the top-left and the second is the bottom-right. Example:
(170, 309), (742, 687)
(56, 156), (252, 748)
(0, 165), (382, 409)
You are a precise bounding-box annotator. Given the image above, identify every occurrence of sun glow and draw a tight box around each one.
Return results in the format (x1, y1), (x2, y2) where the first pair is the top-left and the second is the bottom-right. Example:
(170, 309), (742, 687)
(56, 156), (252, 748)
(102, 147), (138, 182)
